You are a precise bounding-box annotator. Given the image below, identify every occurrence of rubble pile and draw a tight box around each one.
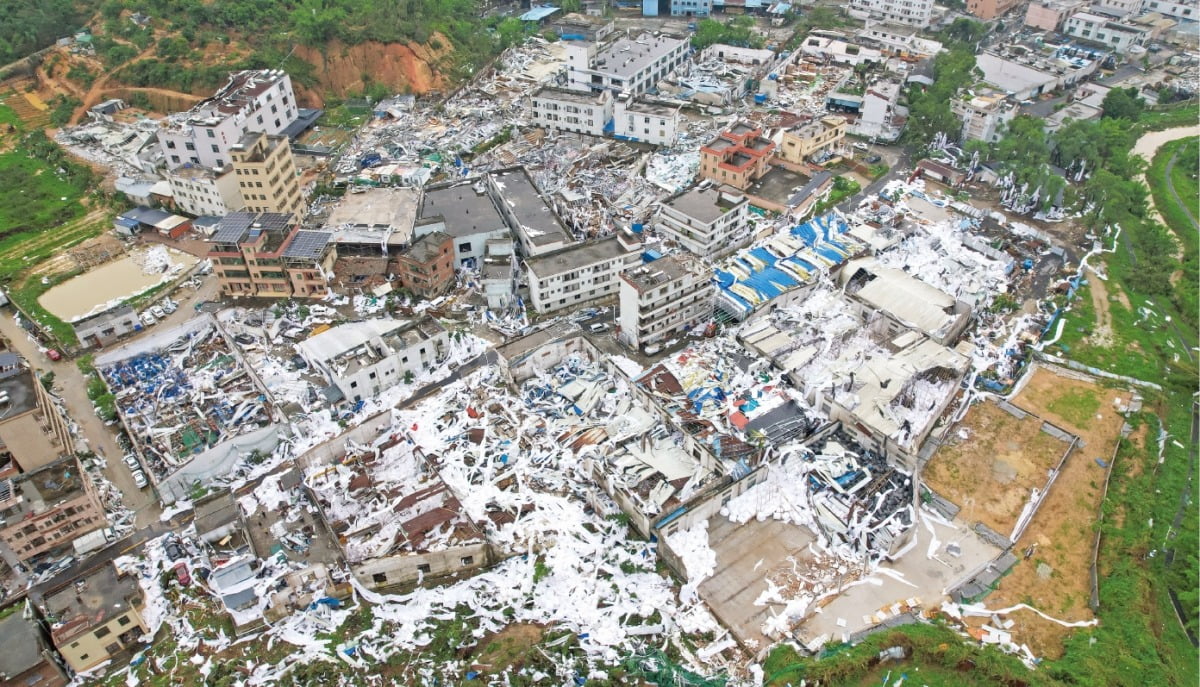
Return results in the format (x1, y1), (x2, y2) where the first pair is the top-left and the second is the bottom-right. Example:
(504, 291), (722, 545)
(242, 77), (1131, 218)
(99, 318), (271, 481)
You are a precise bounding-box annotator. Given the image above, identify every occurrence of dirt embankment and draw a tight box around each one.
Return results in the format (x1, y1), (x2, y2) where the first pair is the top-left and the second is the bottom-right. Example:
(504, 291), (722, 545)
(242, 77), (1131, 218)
(294, 35), (454, 103)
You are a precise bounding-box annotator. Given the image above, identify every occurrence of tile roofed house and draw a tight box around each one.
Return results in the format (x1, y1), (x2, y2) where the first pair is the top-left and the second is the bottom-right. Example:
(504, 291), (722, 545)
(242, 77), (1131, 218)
(699, 121), (776, 190)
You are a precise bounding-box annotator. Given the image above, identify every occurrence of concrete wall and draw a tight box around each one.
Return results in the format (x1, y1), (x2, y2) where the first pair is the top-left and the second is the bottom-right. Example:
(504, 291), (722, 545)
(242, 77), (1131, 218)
(507, 334), (593, 384)
(293, 413), (394, 473)
(351, 540), (493, 592)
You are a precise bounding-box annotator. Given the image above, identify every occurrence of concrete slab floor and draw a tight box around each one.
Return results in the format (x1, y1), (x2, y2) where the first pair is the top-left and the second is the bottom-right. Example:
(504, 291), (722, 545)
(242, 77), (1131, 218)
(699, 514), (815, 650)
(244, 486), (342, 568)
(747, 166), (809, 206)
(798, 513), (1000, 648)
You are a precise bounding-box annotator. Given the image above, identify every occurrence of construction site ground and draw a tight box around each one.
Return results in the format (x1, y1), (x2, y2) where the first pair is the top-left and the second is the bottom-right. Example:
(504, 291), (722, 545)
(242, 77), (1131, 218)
(924, 401), (1069, 537)
(969, 365), (1132, 659)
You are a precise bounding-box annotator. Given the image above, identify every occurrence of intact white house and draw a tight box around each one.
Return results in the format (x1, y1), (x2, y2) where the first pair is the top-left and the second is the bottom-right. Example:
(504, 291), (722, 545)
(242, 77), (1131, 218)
(158, 70), (299, 171)
(529, 87), (613, 137)
(165, 165), (244, 217)
(525, 232), (641, 315)
(529, 88), (680, 146)
(657, 184), (751, 259)
(848, 0), (936, 28)
(297, 317), (449, 404)
(1063, 12), (1149, 53)
(612, 94), (681, 146)
(618, 253), (713, 349)
(564, 33), (690, 96)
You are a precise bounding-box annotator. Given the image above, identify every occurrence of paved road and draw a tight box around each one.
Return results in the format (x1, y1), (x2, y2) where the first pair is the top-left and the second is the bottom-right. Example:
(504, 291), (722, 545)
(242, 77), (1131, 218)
(839, 147), (912, 212)
(1163, 149), (1199, 233)
(0, 275), (217, 528)
(1099, 64), (1144, 86)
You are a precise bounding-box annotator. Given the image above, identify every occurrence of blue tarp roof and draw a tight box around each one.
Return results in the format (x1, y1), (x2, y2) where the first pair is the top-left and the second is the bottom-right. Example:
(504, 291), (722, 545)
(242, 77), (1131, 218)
(718, 213), (855, 316)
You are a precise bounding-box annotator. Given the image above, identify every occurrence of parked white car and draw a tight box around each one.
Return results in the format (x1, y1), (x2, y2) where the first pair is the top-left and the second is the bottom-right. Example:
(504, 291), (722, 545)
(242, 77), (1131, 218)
(150, 306), (166, 320)
(131, 470), (149, 488)
(140, 311), (157, 326)
(160, 299), (177, 314)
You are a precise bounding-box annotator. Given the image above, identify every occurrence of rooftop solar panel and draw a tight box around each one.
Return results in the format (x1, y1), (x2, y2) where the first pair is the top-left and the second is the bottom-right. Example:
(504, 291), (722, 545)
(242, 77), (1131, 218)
(283, 230), (332, 260)
(211, 211), (256, 243)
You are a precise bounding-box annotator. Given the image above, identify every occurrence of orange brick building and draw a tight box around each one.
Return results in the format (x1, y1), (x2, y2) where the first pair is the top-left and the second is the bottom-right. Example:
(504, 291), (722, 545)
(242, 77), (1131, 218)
(699, 122), (776, 190)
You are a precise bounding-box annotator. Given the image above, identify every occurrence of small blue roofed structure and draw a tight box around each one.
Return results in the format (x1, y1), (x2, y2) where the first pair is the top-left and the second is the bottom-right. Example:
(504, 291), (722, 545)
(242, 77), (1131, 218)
(520, 5), (561, 22)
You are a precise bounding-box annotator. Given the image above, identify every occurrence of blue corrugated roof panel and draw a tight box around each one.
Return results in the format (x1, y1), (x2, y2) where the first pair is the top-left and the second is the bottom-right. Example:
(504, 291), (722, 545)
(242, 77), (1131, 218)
(749, 247), (778, 266)
(520, 6), (559, 20)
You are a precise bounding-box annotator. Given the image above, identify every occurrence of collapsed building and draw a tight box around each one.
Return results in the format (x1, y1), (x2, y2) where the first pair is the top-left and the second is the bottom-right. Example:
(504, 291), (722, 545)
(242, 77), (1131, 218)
(97, 316), (282, 503)
(306, 435), (493, 592)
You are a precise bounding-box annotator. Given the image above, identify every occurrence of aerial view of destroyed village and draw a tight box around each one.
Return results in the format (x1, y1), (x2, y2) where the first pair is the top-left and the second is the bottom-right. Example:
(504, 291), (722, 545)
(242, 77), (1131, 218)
(0, 0), (1195, 685)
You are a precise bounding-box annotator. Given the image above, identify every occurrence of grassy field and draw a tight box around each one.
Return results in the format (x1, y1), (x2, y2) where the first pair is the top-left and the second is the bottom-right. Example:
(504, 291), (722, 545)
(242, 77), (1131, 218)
(0, 151), (89, 242)
(1137, 103), (1200, 133)
(764, 623), (1041, 686)
(1040, 119), (1198, 685)
(0, 103), (19, 130)
(1147, 136), (1199, 329)
(0, 126), (114, 345)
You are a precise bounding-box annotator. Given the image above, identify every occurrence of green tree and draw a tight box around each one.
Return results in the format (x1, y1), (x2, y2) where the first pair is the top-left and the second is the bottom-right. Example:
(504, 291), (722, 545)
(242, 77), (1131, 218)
(290, 0), (346, 45)
(1101, 86), (1144, 120)
(902, 44), (977, 148)
(939, 17), (988, 47)
(691, 16), (763, 50)
(496, 17), (526, 49)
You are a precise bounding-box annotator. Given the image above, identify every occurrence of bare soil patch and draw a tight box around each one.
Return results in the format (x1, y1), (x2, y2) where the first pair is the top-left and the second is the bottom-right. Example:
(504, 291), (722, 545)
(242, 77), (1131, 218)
(924, 401), (1069, 536)
(977, 366), (1132, 658)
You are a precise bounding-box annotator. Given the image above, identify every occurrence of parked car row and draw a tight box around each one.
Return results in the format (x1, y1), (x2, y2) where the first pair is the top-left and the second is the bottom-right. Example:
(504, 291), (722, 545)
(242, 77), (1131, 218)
(123, 453), (148, 489)
(139, 298), (178, 327)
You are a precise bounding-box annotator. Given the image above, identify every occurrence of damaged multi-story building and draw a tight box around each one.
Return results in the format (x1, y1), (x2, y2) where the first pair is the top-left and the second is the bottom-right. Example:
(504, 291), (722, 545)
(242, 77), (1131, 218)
(208, 212), (334, 299)
(618, 253), (714, 351)
(157, 69), (300, 171)
(296, 316), (449, 404)
(0, 457), (106, 563)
